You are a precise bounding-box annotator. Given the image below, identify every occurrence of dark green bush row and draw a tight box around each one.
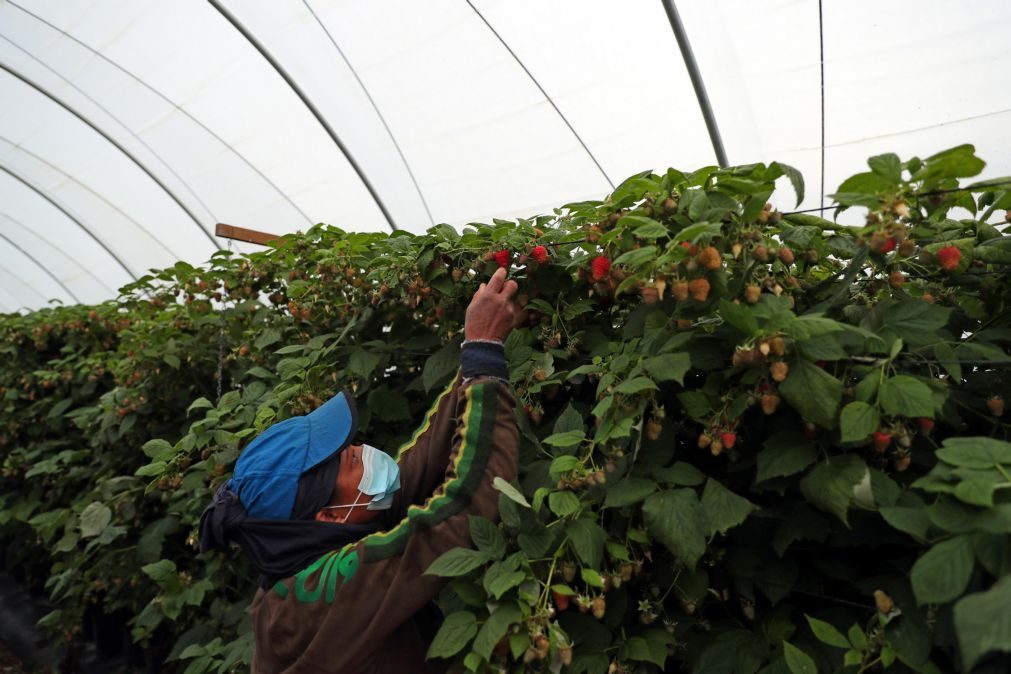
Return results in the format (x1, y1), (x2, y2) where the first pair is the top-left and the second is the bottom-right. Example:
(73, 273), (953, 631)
(2, 144), (1011, 672)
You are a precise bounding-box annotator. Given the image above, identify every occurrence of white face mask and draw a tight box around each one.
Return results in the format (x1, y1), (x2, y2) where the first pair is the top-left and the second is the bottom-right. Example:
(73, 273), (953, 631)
(356, 444), (401, 510)
(322, 444), (401, 518)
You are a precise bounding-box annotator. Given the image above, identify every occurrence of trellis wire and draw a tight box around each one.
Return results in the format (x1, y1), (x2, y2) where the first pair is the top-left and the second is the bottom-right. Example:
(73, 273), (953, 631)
(786, 179), (1011, 216)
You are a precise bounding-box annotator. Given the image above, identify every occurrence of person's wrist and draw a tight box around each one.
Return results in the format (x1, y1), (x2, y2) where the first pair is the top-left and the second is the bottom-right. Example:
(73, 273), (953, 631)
(461, 339), (509, 380)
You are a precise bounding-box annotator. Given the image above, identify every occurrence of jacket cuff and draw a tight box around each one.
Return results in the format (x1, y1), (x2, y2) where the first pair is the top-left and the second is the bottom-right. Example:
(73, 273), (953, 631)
(461, 341), (508, 381)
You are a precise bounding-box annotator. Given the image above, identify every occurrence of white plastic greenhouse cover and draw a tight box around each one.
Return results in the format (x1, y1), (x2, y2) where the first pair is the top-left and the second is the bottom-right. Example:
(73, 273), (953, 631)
(1, 0), (1009, 311)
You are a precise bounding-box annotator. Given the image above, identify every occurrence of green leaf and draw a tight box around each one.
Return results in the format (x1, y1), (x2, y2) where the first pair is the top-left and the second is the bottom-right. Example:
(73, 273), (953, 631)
(469, 516), (505, 560)
(882, 300), (951, 342)
(483, 558), (526, 600)
(517, 525), (556, 559)
(613, 246), (657, 267)
(141, 559), (177, 584)
(614, 377), (658, 394)
(163, 354), (181, 369)
(772, 161), (805, 206)
(630, 220), (670, 239)
(936, 437), (1011, 469)
(880, 506), (931, 542)
(566, 518), (606, 569)
(135, 461), (166, 477)
(141, 439), (175, 462)
(424, 547), (489, 577)
(426, 611), (478, 660)
(550, 455), (582, 480)
(642, 353), (691, 385)
(543, 430), (586, 448)
(719, 300), (759, 336)
(782, 641), (817, 674)
(79, 502), (112, 538)
(839, 401), (880, 442)
(348, 347), (382, 379)
(186, 397), (214, 415)
(137, 516), (179, 563)
(756, 431), (817, 482)
(642, 489), (705, 568)
(549, 491), (581, 517)
(423, 339), (460, 392)
(868, 153), (903, 183)
(885, 610), (931, 670)
(552, 403), (584, 435)
(879, 376), (934, 418)
(655, 461), (706, 486)
(954, 576), (1011, 671)
(914, 144), (985, 182)
(492, 477), (530, 508)
(604, 478), (657, 508)
(799, 455), (867, 525)
(472, 603), (522, 661)
(911, 535), (974, 604)
(254, 326), (283, 350)
(848, 624), (868, 650)
(583, 570), (610, 592)
(699, 479), (757, 537)
(805, 615), (851, 649)
(779, 357), (843, 428)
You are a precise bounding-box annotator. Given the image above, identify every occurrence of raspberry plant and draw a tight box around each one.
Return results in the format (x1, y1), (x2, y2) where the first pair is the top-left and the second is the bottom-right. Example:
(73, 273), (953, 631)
(2, 145), (1011, 672)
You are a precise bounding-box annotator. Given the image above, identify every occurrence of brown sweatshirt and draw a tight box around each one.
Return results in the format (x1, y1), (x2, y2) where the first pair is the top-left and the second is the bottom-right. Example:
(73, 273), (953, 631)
(249, 368), (519, 673)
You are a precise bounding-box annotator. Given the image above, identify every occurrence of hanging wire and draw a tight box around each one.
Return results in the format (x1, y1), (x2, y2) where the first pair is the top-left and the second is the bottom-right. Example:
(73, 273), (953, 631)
(818, 0), (826, 211)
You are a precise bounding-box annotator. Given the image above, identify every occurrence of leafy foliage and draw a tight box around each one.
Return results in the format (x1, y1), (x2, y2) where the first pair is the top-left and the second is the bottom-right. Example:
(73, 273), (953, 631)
(2, 145), (1011, 672)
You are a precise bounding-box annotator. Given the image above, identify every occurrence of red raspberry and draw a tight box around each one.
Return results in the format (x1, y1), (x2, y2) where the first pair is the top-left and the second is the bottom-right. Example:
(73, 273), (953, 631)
(936, 246), (961, 271)
(531, 245), (549, 264)
(591, 256), (611, 281)
(881, 237), (896, 253)
(720, 432), (737, 449)
(493, 249), (511, 269)
(917, 418), (935, 433)
(872, 431), (891, 452)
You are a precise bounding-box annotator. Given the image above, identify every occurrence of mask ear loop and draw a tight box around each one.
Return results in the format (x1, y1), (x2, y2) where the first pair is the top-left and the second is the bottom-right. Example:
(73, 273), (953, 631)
(338, 490), (366, 524)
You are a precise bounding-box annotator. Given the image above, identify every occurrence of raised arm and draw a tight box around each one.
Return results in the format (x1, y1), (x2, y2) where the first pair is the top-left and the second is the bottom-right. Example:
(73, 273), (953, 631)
(389, 267), (521, 518)
(249, 268), (524, 672)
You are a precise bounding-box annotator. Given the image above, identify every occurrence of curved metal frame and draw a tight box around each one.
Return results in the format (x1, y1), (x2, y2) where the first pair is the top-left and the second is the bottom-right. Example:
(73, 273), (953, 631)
(0, 163), (137, 279)
(208, 0), (399, 232)
(0, 63), (220, 249)
(0, 260), (49, 305)
(3, 2), (314, 226)
(660, 0), (728, 168)
(0, 230), (80, 302)
(0, 32), (218, 225)
(0, 209), (116, 294)
(303, 0), (435, 227)
(465, 0), (615, 190)
(0, 134), (178, 259)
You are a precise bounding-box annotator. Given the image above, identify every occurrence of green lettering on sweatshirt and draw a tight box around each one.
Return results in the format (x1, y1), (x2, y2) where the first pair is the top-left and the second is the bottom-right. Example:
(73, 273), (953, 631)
(279, 546), (359, 602)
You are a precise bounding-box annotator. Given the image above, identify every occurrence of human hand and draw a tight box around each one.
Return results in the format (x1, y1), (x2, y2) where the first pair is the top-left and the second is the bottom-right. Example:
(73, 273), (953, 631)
(464, 267), (525, 342)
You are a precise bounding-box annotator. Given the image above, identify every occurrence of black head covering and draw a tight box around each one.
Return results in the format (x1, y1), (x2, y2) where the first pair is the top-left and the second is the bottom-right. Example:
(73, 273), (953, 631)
(199, 395), (383, 588)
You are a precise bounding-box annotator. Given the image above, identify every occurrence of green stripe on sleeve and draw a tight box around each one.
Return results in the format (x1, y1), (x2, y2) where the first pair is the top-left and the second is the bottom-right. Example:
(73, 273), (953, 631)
(393, 367), (460, 462)
(363, 382), (499, 562)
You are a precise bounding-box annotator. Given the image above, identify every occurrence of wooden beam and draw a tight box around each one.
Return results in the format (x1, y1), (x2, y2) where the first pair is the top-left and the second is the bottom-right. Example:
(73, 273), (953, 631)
(215, 223), (281, 246)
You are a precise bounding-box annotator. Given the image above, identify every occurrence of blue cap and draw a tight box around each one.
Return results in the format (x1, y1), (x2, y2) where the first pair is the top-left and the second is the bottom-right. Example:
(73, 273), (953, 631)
(228, 389), (357, 520)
